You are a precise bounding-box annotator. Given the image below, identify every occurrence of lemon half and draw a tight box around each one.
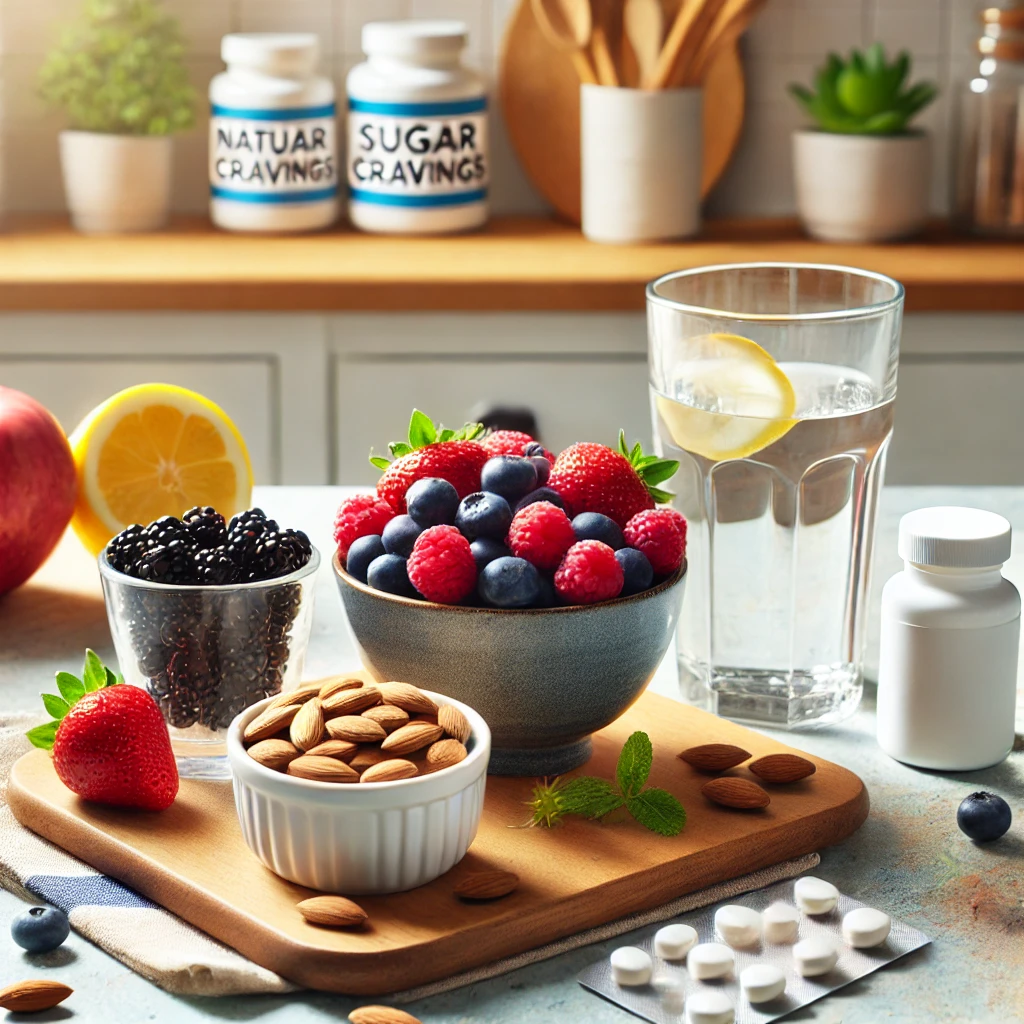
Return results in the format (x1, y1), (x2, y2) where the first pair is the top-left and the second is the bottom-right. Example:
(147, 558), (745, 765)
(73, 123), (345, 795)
(656, 333), (797, 462)
(70, 384), (253, 555)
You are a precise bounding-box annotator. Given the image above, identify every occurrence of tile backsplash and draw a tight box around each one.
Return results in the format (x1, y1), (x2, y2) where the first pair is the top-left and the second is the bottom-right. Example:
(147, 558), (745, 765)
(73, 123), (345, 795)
(0, 0), (981, 218)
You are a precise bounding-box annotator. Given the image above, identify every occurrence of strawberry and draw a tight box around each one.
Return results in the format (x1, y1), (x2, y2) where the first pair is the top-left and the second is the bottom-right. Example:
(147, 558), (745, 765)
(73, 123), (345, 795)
(481, 429), (555, 463)
(547, 431), (679, 528)
(372, 410), (489, 513)
(27, 650), (178, 811)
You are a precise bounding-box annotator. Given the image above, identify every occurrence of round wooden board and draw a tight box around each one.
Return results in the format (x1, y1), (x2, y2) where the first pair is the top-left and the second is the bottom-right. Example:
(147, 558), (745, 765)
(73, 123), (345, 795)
(498, 0), (746, 224)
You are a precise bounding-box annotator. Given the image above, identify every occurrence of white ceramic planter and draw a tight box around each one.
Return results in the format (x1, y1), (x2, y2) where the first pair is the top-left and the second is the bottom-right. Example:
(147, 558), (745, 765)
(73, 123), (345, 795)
(792, 130), (931, 243)
(581, 85), (702, 244)
(59, 131), (173, 234)
(227, 690), (490, 894)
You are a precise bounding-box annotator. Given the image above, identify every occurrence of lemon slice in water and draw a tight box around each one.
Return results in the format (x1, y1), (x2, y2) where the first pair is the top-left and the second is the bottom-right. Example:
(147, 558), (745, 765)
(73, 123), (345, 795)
(70, 384), (253, 555)
(655, 333), (797, 461)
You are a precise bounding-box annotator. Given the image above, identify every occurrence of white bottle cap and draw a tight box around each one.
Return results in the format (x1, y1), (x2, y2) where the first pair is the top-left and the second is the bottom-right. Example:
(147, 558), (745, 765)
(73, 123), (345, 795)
(222, 33), (320, 76)
(899, 506), (1012, 568)
(362, 20), (468, 59)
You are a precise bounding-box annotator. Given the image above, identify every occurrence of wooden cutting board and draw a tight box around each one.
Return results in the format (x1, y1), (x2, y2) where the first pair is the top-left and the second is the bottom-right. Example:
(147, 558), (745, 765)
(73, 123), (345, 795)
(8, 692), (866, 995)
(499, 0), (746, 224)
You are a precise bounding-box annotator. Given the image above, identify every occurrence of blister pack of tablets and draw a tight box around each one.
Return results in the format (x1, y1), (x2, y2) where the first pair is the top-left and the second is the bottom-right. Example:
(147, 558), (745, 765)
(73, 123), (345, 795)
(577, 877), (930, 1024)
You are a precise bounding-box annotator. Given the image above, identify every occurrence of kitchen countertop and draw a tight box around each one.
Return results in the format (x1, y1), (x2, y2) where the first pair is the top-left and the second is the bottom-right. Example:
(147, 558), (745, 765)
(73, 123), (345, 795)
(1, 485), (1022, 1023)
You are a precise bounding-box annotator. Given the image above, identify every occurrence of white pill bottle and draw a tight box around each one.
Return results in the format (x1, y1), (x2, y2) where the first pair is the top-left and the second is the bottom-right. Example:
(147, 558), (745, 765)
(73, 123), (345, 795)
(346, 21), (489, 234)
(209, 34), (339, 232)
(877, 506), (1020, 771)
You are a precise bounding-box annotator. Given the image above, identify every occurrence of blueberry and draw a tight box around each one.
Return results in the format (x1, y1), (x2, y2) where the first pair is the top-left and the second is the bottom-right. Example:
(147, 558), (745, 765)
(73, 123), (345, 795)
(514, 487), (565, 513)
(346, 534), (385, 582)
(616, 547), (654, 595)
(957, 791), (1012, 842)
(367, 553), (418, 598)
(406, 477), (459, 527)
(471, 537), (511, 571)
(480, 456), (538, 503)
(479, 556), (543, 608)
(530, 456), (551, 486)
(455, 492), (512, 541)
(572, 512), (624, 550)
(11, 906), (70, 953)
(534, 573), (556, 608)
(382, 514), (424, 558)
(524, 442), (546, 458)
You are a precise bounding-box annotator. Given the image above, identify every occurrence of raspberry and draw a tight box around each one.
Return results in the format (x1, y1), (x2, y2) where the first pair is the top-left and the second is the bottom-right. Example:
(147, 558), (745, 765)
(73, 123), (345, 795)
(506, 501), (576, 571)
(660, 507), (688, 547)
(623, 509), (686, 575)
(334, 494), (396, 560)
(554, 540), (624, 605)
(407, 525), (477, 604)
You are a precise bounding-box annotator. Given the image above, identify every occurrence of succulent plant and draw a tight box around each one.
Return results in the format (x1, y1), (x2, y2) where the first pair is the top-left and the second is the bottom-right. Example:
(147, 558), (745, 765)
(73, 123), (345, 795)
(789, 44), (937, 135)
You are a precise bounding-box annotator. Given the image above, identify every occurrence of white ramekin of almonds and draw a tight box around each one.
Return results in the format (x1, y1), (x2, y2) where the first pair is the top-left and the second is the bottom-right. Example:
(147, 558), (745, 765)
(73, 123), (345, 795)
(227, 677), (490, 894)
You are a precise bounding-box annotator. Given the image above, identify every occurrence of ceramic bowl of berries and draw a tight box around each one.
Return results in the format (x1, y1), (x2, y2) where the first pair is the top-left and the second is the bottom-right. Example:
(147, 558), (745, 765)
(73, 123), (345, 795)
(332, 413), (687, 776)
(227, 679), (490, 894)
(99, 506), (319, 779)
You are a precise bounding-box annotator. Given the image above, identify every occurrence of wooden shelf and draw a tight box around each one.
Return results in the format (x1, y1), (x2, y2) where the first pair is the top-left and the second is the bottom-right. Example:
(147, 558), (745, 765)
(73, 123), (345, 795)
(0, 215), (1020, 313)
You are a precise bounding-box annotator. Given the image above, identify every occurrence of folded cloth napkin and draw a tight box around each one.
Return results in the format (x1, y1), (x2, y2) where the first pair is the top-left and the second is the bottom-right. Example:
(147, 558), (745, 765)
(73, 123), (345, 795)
(1, 711), (818, 1000)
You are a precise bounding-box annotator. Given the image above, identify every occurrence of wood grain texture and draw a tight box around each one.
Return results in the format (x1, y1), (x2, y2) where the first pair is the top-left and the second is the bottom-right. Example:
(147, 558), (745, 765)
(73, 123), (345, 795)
(0, 216), (1018, 313)
(8, 692), (867, 994)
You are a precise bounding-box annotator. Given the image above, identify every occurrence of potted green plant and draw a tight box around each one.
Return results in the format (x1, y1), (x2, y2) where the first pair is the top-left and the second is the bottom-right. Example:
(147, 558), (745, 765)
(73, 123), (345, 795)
(789, 44), (938, 242)
(39, 0), (196, 233)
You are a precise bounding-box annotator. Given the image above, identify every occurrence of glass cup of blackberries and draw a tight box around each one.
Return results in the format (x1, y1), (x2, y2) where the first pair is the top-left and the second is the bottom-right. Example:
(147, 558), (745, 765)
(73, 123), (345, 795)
(98, 506), (319, 779)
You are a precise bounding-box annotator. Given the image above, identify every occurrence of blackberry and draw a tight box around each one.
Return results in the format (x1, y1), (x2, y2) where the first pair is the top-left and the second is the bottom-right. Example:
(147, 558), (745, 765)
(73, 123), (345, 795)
(106, 523), (149, 575)
(136, 538), (199, 584)
(183, 506), (228, 548)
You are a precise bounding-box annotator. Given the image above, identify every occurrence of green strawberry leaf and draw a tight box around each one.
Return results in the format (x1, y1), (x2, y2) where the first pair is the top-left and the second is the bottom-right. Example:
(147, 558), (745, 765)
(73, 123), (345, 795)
(26, 721), (59, 751)
(388, 441), (413, 458)
(639, 460), (679, 487)
(627, 788), (687, 837)
(41, 694), (70, 720)
(369, 456), (391, 471)
(616, 730), (653, 799)
(560, 776), (626, 819)
(408, 409), (437, 449)
(618, 430), (678, 501)
(105, 667), (123, 687)
(371, 411), (486, 475)
(82, 649), (106, 692)
(56, 671), (85, 704)
(438, 428), (455, 443)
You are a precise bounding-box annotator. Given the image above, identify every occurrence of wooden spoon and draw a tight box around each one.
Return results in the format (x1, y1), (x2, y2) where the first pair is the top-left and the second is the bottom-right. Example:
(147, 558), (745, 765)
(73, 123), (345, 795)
(589, 0), (620, 86)
(625, 0), (665, 89)
(531, 0), (598, 84)
(687, 0), (766, 84)
(650, 0), (729, 90)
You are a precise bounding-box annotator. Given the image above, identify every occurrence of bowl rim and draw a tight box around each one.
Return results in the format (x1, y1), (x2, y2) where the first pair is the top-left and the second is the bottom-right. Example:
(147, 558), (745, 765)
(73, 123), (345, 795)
(227, 686), (491, 804)
(333, 551), (686, 614)
(98, 544), (321, 592)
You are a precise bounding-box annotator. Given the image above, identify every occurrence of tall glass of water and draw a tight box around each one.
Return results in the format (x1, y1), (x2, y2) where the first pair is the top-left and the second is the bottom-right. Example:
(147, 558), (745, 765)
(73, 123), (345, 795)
(647, 264), (904, 728)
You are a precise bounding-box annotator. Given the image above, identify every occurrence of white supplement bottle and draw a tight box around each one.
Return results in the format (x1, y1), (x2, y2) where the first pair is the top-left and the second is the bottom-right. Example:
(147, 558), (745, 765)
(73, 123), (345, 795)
(210, 34), (338, 232)
(877, 507), (1020, 771)
(346, 21), (489, 234)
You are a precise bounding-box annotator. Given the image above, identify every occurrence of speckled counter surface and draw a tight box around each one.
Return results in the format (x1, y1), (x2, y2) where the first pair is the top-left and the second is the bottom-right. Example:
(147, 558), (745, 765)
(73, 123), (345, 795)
(2, 486), (1021, 1024)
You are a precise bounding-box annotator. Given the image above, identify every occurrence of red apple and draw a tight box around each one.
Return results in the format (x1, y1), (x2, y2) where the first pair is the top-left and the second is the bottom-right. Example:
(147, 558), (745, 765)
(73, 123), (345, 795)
(0, 387), (77, 594)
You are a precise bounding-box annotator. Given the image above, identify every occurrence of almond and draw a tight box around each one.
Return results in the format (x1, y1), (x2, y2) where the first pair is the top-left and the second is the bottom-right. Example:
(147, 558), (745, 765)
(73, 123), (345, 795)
(266, 681), (322, 711)
(378, 682), (438, 715)
(247, 738), (301, 771)
(0, 980), (73, 1012)
(678, 743), (752, 772)
(362, 704), (410, 732)
(305, 738), (359, 761)
(380, 721), (444, 755)
(319, 676), (366, 701)
(349, 1007), (422, 1024)
(349, 746), (390, 771)
(290, 697), (325, 751)
(425, 738), (468, 772)
(244, 704), (299, 743)
(748, 753), (816, 783)
(360, 758), (419, 783)
(701, 777), (771, 810)
(322, 685), (381, 717)
(325, 715), (388, 744)
(287, 755), (360, 783)
(438, 704), (471, 744)
(454, 869), (519, 900)
(297, 895), (368, 928)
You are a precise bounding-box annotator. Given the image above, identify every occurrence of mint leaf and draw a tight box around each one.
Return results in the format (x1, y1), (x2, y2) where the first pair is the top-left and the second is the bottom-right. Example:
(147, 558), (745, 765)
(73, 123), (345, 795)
(560, 777), (625, 819)
(408, 409), (437, 449)
(616, 731), (653, 799)
(82, 649), (106, 692)
(26, 721), (58, 750)
(56, 671), (85, 704)
(627, 788), (687, 836)
(370, 456), (391, 471)
(41, 694), (70, 720)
